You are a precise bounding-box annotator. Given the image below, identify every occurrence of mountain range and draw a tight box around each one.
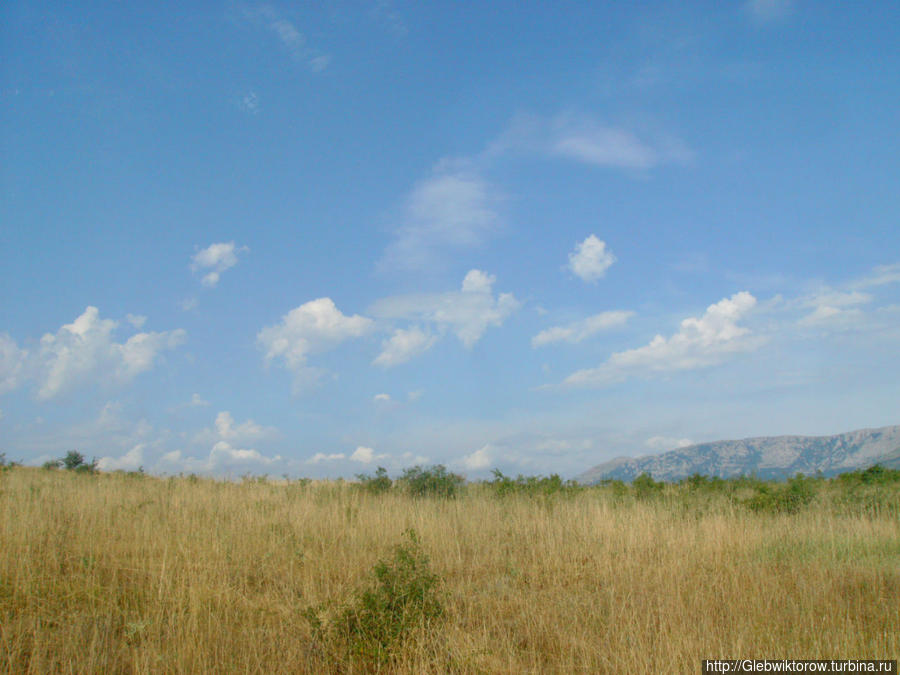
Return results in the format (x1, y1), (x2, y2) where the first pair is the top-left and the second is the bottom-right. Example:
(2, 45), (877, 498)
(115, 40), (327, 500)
(576, 425), (900, 484)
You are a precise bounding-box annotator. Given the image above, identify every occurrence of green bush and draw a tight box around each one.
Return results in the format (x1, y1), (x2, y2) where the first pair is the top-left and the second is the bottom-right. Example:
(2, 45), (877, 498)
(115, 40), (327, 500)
(399, 465), (464, 498)
(356, 466), (393, 494)
(745, 473), (818, 514)
(304, 529), (444, 666)
(632, 472), (665, 500)
(837, 464), (900, 486)
(488, 469), (580, 497)
(61, 450), (98, 473)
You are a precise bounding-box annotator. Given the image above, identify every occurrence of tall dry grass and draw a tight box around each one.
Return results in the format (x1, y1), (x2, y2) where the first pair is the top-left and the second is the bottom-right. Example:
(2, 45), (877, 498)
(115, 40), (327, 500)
(1, 467), (897, 673)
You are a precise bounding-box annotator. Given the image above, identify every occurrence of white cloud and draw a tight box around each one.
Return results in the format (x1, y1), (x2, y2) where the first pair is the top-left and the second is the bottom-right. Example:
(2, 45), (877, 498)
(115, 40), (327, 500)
(373, 327), (437, 367)
(350, 446), (388, 464)
(307, 452), (346, 464)
(646, 436), (694, 452)
(98, 444), (145, 472)
(160, 442), (283, 474)
(30, 307), (185, 400)
(213, 411), (271, 442)
(462, 445), (492, 470)
(373, 393), (392, 403)
(257, 298), (374, 389)
(244, 5), (331, 72)
(568, 235), (617, 282)
(126, 314), (147, 329)
(380, 169), (503, 272)
(370, 270), (520, 350)
(798, 290), (871, 327)
(188, 411), (277, 461)
(532, 310), (634, 347)
(0, 333), (27, 395)
(488, 112), (692, 170)
(191, 242), (248, 288)
(852, 262), (900, 289)
(407, 389), (424, 402)
(563, 292), (761, 387)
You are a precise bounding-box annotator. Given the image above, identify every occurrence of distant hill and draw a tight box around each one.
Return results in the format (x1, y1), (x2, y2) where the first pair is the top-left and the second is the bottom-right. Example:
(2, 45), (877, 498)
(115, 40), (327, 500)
(576, 425), (900, 484)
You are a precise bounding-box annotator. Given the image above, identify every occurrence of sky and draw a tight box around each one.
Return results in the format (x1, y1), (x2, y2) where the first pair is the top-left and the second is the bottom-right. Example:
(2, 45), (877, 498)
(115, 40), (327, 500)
(2, 1), (899, 479)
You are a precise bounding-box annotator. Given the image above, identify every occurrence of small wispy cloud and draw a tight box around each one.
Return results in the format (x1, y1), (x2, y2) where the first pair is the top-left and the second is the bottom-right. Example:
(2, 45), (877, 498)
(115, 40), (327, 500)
(191, 242), (248, 288)
(244, 5), (331, 73)
(379, 167), (503, 273)
(487, 112), (693, 171)
(532, 310), (634, 348)
(745, 0), (793, 24)
(373, 327), (437, 368)
(239, 91), (260, 114)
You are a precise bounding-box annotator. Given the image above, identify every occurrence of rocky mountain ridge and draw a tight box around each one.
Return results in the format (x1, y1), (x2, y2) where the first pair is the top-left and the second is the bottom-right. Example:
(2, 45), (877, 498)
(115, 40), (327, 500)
(576, 425), (900, 484)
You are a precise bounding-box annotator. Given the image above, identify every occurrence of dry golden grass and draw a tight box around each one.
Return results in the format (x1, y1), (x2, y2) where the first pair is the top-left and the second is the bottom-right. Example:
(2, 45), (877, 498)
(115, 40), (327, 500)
(1, 468), (898, 673)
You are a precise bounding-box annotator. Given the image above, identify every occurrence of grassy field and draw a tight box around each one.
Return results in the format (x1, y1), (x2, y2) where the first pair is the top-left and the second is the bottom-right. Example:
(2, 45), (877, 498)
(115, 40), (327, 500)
(1, 466), (898, 673)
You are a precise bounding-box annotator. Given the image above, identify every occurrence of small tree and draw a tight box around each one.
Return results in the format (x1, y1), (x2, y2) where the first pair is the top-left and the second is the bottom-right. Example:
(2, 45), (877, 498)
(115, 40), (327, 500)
(357, 466), (393, 494)
(61, 450), (98, 473)
(400, 465), (464, 498)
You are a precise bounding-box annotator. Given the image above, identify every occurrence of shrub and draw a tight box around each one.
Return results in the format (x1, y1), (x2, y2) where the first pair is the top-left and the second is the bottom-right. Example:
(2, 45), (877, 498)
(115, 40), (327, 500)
(304, 529), (444, 666)
(745, 473), (817, 514)
(61, 450), (98, 473)
(632, 472), (665, 500)
(399, 465), (464, 498)
(488, 469), (580, 498)
(356, 466), (393, 494)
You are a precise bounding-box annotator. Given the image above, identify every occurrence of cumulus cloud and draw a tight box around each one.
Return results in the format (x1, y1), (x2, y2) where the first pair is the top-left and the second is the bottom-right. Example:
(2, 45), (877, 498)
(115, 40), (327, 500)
(213, 411), (272, 442)
(563, 292), (762, 387)
(373, 393), (392, 403)
(25, 307), (185, 400)
(257, 298), (374, 388)
(568, 235), (617, 282)
(370, 270), (520, 352)
(462, 445), (492, 470)
(351, 446), (388, 464)
(307, 452), (346, 464)
(532, 310), (634, 347)
(98, 444), (145, 472)
(160, 443), (283, 474)
(380, 169), (503, 272)
(373, 327), (437, 367)
(191, 242), (248, 288)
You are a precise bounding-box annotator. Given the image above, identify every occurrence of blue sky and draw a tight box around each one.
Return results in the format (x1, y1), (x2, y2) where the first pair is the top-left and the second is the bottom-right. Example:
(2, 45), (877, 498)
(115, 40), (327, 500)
(2, 0), (899, 479)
